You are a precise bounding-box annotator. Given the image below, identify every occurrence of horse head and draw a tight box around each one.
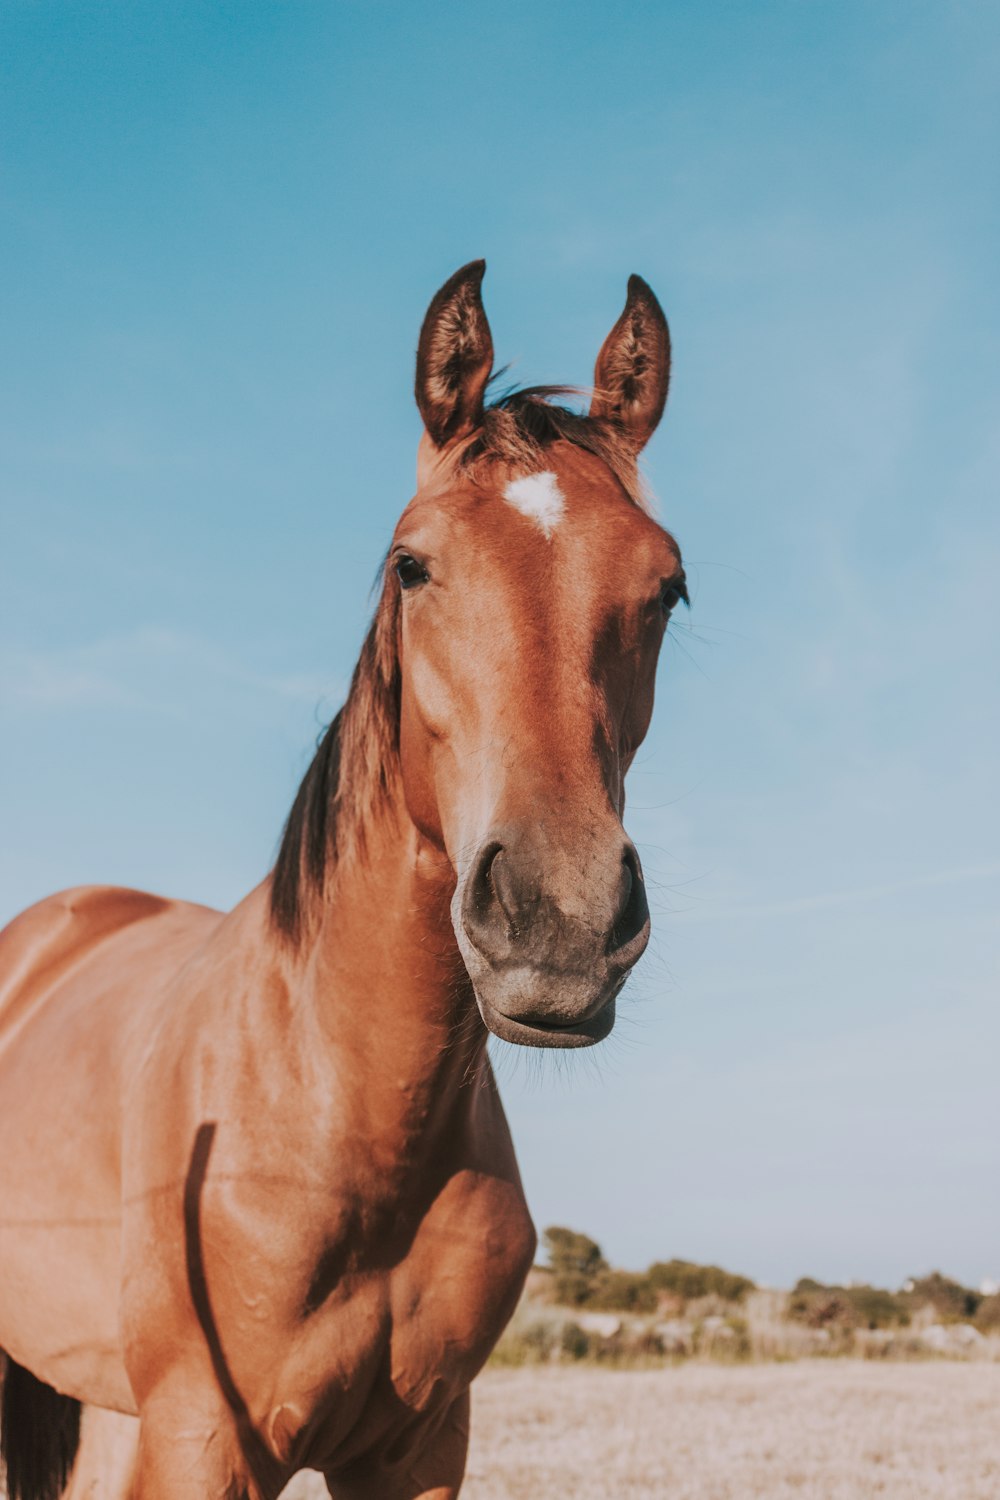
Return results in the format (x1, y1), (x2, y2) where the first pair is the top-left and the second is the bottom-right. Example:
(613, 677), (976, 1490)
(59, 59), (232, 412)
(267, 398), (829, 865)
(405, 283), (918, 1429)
(394, 262), (685, 1047)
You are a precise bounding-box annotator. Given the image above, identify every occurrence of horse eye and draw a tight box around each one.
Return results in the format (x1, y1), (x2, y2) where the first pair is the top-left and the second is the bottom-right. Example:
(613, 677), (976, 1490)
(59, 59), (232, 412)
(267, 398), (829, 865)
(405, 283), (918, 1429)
(395, 554), (429, 590)
(660, 577), (689, 615)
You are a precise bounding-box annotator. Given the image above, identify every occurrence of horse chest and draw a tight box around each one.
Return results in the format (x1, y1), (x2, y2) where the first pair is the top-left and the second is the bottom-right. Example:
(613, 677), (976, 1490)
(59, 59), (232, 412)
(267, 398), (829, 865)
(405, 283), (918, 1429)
(262, 1168), (535, 1471)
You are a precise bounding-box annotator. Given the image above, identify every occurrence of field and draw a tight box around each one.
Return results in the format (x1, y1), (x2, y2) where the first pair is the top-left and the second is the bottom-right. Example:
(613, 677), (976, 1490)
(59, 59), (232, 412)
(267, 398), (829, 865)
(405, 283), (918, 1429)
(286, 1362), (1000, 1499)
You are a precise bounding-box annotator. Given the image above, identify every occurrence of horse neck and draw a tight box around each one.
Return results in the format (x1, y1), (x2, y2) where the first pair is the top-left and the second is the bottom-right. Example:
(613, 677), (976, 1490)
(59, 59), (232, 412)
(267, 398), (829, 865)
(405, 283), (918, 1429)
(278, 791), (488, 1156)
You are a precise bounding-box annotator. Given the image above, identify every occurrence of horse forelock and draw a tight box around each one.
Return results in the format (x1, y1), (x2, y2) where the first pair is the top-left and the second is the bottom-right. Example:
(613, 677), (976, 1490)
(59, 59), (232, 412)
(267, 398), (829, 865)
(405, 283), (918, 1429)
(458, 386), (652, 513)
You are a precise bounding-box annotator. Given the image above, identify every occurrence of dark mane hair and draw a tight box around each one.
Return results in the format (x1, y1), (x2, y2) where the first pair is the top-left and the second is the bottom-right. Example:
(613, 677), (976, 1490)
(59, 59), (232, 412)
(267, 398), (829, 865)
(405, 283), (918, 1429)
(269, 388), (647, 939)
(458, 385), (649, 509)
(270, 572), (401, 939)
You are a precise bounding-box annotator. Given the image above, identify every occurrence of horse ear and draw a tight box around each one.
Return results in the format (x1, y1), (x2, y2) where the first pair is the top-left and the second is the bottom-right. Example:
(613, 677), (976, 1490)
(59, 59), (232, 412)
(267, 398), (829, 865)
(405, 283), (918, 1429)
(590, 275), (670, 453)
(415, 260), (494, 449)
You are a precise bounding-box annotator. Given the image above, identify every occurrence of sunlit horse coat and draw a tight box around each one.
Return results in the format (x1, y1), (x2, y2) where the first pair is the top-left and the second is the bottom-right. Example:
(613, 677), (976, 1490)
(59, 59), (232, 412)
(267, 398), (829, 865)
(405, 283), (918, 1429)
(0, 261), (685, 1500)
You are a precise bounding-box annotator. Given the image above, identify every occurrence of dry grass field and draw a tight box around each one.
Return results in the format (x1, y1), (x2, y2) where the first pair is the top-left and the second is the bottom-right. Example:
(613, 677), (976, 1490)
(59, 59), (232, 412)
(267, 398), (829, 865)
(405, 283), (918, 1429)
(463, 1363), (1000, 1498)
(284, 1362), (1000, 1499)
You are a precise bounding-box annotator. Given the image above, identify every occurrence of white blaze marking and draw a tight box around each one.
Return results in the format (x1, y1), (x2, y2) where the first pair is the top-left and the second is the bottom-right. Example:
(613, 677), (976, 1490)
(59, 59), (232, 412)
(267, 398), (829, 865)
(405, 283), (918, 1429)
(503, 471), (565, 537)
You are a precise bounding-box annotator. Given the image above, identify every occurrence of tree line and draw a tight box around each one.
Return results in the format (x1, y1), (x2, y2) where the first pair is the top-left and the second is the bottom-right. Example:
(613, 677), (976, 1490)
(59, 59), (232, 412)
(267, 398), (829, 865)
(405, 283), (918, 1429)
(542, 1227), (1000, 1332)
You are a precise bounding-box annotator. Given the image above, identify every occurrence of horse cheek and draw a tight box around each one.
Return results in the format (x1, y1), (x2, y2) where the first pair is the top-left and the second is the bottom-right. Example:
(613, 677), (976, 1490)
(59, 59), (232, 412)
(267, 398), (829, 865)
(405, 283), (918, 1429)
(399, 668), (457, 851)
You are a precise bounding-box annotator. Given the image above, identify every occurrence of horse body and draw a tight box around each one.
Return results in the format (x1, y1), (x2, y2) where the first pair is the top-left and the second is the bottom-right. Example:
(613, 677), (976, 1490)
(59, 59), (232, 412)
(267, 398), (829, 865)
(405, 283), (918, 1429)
(0, 887), (220, 1410)
(0, 262), (684, 1498)
(1, 859), (532, 1495)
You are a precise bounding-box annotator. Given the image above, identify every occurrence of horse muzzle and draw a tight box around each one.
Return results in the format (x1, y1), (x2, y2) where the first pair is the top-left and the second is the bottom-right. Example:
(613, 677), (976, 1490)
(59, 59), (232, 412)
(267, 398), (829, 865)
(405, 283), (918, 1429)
(453, 831), (650, 1048)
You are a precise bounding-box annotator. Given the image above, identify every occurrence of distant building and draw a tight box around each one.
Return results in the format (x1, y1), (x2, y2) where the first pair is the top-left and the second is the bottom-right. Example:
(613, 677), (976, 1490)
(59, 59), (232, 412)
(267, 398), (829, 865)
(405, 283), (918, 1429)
(980, 1277), (999, 1297)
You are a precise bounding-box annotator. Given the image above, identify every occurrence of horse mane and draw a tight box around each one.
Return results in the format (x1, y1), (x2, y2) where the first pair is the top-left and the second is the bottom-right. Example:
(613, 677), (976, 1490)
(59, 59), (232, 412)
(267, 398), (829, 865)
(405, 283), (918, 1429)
(269, 386), (647, 940)
(269, 572), (401, 940)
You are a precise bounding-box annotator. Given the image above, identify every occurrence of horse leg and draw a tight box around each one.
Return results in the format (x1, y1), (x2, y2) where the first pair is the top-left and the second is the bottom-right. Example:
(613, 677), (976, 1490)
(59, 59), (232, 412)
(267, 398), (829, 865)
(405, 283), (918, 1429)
(131, 1420), (254, 1500)
(327, 1390), (470, 1500)
(63, 1407), (138, 1499)
(401, 1392), (470, 1500)
(128, 1373), (281, 1500)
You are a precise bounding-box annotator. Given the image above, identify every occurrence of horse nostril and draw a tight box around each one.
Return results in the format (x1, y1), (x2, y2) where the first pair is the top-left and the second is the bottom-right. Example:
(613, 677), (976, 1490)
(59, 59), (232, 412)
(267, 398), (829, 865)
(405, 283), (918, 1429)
(468, 840), (518, 929)
(487, 848), (523, 934)
(463, 840), (521, 961)
(608, 844), (649, 954)
(469, 841), (503, 917)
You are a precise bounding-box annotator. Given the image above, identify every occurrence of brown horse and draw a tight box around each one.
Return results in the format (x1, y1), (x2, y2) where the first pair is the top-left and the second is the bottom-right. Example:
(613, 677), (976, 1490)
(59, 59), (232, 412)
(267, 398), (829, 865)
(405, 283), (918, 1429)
(0, 261), (685, 1500)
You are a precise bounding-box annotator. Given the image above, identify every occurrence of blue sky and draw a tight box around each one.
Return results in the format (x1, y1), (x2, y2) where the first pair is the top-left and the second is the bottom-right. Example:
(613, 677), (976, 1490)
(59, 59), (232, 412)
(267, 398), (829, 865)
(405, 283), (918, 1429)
(2, 1), (997, 1289)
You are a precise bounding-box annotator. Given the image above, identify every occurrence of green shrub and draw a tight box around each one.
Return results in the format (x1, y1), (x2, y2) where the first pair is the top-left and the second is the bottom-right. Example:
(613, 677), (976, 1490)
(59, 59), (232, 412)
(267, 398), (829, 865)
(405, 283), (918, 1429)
(973, 1294), (1000, 1333)
(845, 1285), (910, 1329)
(588, 1327), (667, 1368)
(560, 1322), (592, 1360)
(790, 1280), (909, 1330)
(906, 1272), (980, 1323)
(788, 1289), (857, 1330)
(543, 1227), (607, 1275)
(648, 1258), (755, 1303)
(588, 1270), (659, 1314)
(490, 1320), (557, 1366)
(543, 1226), (608, 1306)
